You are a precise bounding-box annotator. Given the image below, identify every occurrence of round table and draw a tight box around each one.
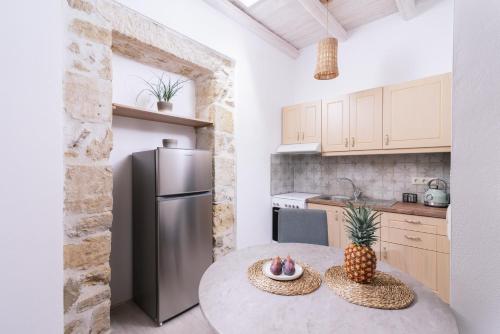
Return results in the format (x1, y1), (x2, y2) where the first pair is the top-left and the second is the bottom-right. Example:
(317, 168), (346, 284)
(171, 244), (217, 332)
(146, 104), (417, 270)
(199, 243), (457, 334)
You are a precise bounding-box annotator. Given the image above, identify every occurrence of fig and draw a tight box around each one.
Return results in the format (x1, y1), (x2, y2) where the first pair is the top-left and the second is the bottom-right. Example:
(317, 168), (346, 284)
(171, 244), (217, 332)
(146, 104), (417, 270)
(283, 255), (295, 276)
(270, 256), (282, 275)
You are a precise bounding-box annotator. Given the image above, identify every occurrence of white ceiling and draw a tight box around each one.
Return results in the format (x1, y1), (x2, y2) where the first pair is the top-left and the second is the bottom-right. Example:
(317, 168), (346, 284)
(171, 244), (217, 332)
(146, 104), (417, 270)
(206, 0), (435, 58)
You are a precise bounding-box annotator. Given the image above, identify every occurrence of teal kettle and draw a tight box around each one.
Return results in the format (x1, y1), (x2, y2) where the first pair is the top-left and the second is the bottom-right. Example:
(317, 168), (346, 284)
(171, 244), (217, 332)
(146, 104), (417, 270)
(424, 178), (449, 208)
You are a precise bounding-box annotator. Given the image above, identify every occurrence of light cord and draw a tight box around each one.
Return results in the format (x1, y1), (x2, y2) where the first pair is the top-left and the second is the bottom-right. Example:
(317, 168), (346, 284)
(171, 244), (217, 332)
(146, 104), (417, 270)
(326, 1), (329, 37)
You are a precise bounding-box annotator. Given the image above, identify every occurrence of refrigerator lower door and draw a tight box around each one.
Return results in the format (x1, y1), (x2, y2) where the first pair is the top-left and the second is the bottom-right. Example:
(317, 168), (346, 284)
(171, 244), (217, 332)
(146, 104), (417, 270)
(157, 192), (213, 322)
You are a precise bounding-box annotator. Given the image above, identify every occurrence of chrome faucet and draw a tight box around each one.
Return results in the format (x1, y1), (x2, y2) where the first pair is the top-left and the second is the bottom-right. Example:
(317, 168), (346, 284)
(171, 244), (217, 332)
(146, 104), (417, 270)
(337, 177), (362, 201)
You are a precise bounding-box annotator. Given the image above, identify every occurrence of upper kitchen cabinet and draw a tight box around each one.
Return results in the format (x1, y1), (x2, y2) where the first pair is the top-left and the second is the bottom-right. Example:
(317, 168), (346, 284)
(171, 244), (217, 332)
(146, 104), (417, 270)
(322, 88), (382, 153)
(282, 73), (451, 155)
(282, 104), (301, 144)
(301, 102), (322, 143)
(383, 73), (452, 149)
(322, 96), (350, 152)
(282, 101), (321, 144)
(349, 88), (383, 151)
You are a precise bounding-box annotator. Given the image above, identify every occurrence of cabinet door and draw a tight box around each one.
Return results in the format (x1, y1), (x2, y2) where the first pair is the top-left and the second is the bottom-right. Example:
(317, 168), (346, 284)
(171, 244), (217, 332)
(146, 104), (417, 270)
(381, 241), (437, 290)
(437, 252), (450, 303)
(383, 73), (451, 149)
(282, 104), (301, 144)
(308, 204), (341, 248)
(322, 97), (350, 152)
(326, 209), (341, 248)
(349, 88), (383, 151)
(300, 101), (322, 143)
(340, 214), (350, 250)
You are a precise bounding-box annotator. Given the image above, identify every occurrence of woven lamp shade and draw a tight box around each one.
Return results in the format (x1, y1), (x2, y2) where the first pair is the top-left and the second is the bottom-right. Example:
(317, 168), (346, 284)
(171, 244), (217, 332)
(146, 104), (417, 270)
(314, 37), (338, 80)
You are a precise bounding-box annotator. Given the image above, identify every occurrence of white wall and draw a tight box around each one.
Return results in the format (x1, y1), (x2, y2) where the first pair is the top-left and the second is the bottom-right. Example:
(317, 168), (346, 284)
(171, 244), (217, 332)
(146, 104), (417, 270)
(112, 54), (196, 117)
(0, 1), (63, 333)
(113, 0), (453, 251)
(289, 0), (453, 103)
(451, 1), (500, 333)
(110, 54), (197, 305)
(115, 0), (296, 250)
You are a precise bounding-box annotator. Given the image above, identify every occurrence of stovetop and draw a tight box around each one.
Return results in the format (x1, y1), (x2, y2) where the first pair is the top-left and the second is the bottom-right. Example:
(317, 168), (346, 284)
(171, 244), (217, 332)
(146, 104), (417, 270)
(271, 192), (321, 209)
(272, 192), (321, 201)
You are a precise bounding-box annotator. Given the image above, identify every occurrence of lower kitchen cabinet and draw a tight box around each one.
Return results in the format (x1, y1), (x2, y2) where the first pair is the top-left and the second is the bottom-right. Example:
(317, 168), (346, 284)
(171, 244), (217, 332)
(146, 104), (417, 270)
(437, 252), (450, 303)
(381, 241), (437, 290)
(381, 212), (450, 303)
(309, 204), (450, 303)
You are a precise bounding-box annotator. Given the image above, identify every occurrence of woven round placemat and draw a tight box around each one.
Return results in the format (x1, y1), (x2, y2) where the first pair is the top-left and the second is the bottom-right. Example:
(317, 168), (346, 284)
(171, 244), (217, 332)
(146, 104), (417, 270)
(324, 266), (415, 309)
(247, 259), (322, 296)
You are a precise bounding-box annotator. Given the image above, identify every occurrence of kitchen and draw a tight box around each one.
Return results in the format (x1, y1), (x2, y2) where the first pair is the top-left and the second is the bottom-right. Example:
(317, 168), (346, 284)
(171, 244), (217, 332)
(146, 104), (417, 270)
(271, 72), (452, 301)
(107, 3), (455, 329)
(2, 0), (500, 334)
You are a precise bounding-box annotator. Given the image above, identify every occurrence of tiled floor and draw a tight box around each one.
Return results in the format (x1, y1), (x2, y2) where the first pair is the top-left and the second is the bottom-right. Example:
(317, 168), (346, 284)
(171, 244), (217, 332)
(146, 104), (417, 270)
(111, 301), (215, 334)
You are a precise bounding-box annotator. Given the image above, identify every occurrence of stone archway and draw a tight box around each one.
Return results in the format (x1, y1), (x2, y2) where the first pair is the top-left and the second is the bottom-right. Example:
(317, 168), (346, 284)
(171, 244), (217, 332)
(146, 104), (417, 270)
(62, 1), (236, 332)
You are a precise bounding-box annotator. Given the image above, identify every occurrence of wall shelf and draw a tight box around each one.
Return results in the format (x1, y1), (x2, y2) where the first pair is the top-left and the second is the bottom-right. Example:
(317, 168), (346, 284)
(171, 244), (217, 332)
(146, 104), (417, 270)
(112, 103), (213, 128)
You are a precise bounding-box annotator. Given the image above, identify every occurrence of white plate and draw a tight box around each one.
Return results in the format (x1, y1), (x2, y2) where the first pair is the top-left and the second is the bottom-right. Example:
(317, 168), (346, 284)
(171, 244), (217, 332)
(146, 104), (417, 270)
(262, 260), (303, 281)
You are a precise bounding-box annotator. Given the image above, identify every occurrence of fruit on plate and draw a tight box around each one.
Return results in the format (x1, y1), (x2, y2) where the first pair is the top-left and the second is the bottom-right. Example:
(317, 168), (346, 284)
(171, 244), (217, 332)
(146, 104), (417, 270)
(283, 255), (296, 276)
(270, 256), (283, 275)
(343, 203), (381, 284)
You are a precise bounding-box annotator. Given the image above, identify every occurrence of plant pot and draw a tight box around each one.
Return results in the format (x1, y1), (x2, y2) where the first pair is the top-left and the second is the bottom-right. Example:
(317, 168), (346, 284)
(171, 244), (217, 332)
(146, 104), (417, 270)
(157, 101), (173, 112)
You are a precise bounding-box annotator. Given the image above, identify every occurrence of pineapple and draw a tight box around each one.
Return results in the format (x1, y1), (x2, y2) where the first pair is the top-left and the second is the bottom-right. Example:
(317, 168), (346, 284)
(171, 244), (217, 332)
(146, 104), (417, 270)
(343, 203), (381, 284)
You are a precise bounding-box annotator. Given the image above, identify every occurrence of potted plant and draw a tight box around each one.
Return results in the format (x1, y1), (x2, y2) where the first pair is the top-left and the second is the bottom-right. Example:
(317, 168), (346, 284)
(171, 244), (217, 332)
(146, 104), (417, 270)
(137, 73), (187, 112)
(343, 203), (381, 283)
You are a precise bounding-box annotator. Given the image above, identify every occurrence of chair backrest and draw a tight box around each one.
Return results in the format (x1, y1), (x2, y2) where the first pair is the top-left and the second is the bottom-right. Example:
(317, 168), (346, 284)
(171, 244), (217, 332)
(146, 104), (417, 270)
(277, 208), (328, 246)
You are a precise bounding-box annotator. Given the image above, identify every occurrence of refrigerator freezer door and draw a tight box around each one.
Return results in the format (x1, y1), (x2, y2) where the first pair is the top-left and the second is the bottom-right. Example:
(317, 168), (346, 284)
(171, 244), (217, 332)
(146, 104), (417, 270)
(156, 148), (212, 196)
(157, 192), (213, 322)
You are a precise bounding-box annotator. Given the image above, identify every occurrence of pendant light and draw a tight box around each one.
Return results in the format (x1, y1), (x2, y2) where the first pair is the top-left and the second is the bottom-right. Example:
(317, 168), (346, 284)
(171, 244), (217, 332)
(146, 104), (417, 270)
(314, 0), (338, 80)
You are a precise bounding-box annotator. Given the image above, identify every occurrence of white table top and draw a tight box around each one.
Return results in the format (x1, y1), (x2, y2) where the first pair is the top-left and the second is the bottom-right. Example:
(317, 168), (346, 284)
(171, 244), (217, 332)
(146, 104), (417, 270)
(199, 243), (458, 334)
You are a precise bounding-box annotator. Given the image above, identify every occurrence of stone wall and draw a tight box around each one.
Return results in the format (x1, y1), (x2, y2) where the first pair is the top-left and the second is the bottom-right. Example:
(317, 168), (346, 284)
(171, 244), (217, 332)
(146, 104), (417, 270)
(63, 1), (113, 333)
(271, 153), (451, 203)
(63, 0), (236, 332)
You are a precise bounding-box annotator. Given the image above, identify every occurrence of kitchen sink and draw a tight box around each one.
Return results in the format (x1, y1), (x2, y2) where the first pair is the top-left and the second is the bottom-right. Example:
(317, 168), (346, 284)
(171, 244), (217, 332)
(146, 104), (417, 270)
(317, 194), (352, 201)
(316, 195), (396, 208)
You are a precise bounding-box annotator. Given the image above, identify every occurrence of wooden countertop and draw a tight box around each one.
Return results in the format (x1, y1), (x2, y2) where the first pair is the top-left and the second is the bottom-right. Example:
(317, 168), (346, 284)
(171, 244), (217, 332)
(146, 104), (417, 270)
(306, 197), (447, 219)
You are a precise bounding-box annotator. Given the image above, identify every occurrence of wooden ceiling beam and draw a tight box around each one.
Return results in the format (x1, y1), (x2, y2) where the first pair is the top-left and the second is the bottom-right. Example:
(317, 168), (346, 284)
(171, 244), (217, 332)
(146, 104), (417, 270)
(203, 0), (300, 58)
(395, 0), (417, 20)
(296, 0), (347, 41)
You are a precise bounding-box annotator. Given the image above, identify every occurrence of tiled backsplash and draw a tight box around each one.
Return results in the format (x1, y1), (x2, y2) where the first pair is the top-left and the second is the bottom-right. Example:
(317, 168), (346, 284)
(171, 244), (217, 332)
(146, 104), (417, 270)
(271, 153), (451, 203)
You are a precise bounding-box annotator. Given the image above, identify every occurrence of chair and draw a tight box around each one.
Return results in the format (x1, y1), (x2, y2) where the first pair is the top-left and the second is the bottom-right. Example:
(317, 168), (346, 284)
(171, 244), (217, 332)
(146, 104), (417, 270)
(277, 208), (328, 246)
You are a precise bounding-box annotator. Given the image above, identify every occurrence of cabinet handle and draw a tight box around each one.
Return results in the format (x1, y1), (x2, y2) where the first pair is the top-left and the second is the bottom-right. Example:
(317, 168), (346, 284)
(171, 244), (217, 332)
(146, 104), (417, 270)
(351, 137), (355, 147)
(404, 219), (422, 225)
(404, 235), (422, 241)
(382, 247), (387, 259)
(297, 132), (300, 141)
(385, 134), (390, 145)
(344, 138), (348, 148)
(302, 132), (305, 141)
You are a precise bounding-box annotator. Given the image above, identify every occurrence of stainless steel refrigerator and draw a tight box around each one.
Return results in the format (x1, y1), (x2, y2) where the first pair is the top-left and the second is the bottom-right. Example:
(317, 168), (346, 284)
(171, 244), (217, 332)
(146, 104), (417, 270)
(132, 148), (213, 326)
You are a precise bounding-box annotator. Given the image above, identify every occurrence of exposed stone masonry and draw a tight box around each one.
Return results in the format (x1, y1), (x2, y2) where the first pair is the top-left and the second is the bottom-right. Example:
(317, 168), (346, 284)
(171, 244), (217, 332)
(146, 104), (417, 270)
(63, 0), (236, 332)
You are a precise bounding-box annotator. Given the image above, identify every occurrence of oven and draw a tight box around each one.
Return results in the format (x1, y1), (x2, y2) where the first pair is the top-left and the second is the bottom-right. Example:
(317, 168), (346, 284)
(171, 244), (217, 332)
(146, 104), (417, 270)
(272, 206), (280, 241)
(271, 193), (320, 242)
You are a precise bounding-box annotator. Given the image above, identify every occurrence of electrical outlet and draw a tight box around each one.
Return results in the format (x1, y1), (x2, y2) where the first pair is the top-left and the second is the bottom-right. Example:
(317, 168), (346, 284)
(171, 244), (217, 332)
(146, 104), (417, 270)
(421, 177), (432, 185)
(411, 177), (435, 185)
